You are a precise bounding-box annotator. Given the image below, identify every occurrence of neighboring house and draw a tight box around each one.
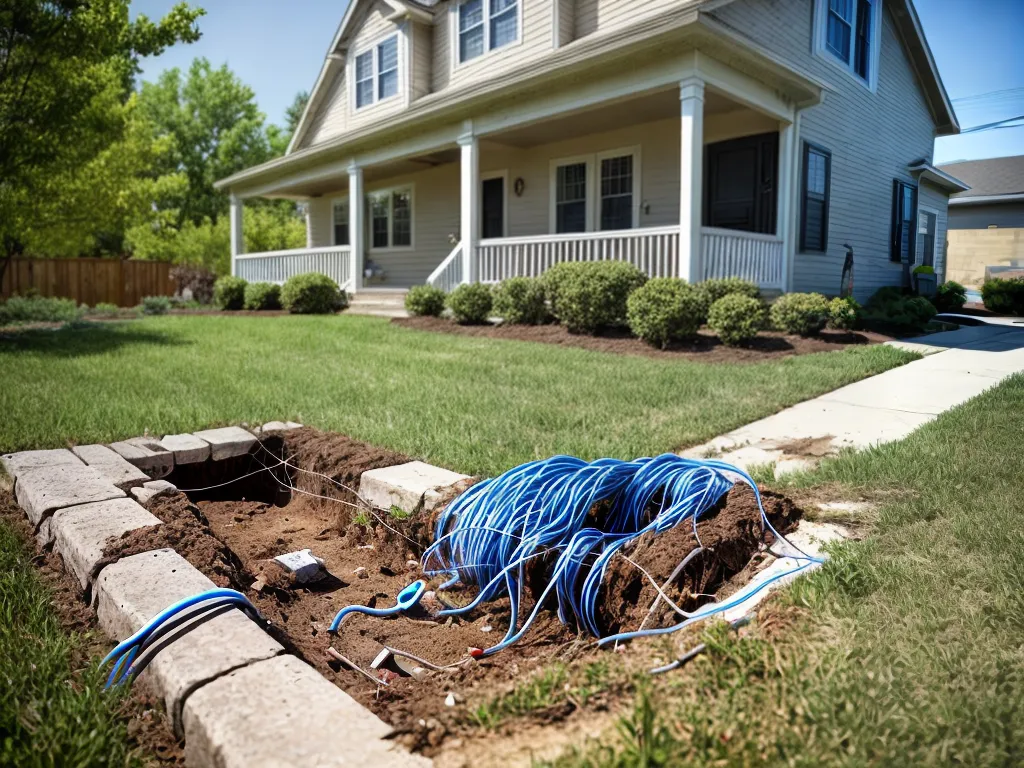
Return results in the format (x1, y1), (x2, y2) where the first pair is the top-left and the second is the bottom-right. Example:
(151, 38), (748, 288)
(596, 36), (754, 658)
(936, 155), (1024, 287)
(215, 0), (968, 303)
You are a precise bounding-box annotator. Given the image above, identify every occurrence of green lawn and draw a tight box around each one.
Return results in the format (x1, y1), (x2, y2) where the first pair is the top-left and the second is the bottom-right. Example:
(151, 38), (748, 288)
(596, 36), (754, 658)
(556, 373), (1024, 767)
(0, 314), (913, 475)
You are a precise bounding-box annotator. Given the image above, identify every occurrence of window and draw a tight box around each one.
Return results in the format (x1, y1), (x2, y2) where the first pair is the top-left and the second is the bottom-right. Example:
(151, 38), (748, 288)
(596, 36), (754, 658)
(333, 200), (349, 246)
(600, 155), (634, 231)
(816, 0), (878, 86)
(458, 0), (519, 64)
(354, 35), (399, 109)
(917, 209), (936, 267)
(555, 163), (587, 234)
(551, 148), (640, 234)
(800, 143), (831, 253)
(367, 187), (413, 249)
(890, 179), (918, 262)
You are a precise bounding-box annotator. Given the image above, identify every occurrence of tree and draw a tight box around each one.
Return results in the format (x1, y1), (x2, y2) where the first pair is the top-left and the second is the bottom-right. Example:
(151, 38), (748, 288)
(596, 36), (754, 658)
(0, 0), (203, 290)
(268, 90), (309, 157)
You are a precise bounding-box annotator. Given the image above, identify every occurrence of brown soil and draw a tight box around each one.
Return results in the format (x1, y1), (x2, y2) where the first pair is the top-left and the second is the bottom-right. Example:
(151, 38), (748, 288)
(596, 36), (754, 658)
(393, 315), (894, 363)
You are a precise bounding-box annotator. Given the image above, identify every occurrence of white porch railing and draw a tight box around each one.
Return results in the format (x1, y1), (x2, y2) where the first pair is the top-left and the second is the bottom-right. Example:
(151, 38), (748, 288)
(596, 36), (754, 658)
(234, 246), (353, 290)
(425, 242), (464, 293)
(701, 227), (785, 289)
(476, 226), (681, 283)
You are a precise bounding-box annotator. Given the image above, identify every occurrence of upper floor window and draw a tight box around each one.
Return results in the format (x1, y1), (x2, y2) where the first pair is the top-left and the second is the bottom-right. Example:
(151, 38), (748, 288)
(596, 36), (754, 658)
(816, 0), (880, 88)
(355, 35), (399, 109)
(458, 0), (519, 64)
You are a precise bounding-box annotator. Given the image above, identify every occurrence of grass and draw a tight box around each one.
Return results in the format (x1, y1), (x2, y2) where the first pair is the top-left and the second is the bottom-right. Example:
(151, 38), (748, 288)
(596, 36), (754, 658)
(550, 373), (1024, 767)
(0, 512), (142, 767)
(0, 314), (913, 476)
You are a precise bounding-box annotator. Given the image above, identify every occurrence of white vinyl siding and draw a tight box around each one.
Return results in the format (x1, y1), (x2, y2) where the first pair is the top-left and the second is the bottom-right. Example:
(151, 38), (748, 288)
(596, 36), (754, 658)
(301, 68), (348, 148)
(410, 21), (432, 101)
(573, 0), (682, 40)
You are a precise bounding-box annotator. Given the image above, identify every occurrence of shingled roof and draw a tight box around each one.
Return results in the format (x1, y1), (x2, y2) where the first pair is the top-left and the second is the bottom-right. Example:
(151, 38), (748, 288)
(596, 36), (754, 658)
(938, 155), (1024, 203)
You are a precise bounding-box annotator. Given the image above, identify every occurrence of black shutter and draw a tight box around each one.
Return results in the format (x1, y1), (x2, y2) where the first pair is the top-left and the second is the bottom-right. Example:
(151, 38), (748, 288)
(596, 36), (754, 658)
(890, 180), (918, 262)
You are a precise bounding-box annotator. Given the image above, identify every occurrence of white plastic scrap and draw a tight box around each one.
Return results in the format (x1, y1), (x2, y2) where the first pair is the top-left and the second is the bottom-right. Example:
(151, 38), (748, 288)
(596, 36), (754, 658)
(273, 549), (326, 584)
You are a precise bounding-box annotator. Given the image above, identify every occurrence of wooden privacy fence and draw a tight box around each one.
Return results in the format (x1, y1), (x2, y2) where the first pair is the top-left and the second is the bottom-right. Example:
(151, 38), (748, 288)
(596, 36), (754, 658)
(1, 258), (174, 307)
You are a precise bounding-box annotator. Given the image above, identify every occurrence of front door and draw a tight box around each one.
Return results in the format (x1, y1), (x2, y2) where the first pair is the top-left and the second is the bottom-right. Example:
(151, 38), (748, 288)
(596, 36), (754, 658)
(704, 132), (779, 235)
(482, 176), (505, 239)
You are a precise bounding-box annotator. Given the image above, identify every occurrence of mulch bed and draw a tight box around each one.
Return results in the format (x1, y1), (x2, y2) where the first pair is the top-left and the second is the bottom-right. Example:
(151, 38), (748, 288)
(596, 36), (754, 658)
(392, 316), (895, 363)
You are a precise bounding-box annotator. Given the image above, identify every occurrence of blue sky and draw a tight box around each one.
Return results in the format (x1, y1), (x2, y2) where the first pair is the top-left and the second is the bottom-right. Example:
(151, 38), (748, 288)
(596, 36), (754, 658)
(133, 0), (1024, 164)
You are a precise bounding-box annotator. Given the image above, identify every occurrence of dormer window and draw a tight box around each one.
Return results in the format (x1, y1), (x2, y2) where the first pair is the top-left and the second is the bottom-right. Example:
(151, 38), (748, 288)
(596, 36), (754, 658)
(458, 0), (519, 64)
(815, 0), (880, 89)
(354, 34), (399, 109)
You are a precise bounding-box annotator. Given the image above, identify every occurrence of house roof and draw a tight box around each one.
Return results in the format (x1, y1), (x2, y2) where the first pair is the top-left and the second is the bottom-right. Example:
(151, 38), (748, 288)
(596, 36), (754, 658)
(937, 156), (1024, 205)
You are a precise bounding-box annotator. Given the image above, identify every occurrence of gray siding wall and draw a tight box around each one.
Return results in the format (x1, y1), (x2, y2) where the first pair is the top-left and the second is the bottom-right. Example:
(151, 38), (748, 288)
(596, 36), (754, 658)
(710, 0), (944, 302)
(948, 202), (1024, 230)
(556, 0), (574, 46)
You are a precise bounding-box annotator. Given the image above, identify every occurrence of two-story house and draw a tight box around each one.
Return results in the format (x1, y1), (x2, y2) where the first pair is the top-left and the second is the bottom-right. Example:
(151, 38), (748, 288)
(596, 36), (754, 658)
(215, 0), (968, 303)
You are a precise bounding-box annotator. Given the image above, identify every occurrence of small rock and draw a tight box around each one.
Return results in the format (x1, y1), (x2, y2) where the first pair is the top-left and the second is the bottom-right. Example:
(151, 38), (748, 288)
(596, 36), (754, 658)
(444, 693), (456, 707)
(406, 559), (419, 571)
(410, 667), (429, 681)
(251, 578), (266, 593)
(481, 625), (493, 633)
(357, 544), (374, 550)
(353, 567), (368, 580)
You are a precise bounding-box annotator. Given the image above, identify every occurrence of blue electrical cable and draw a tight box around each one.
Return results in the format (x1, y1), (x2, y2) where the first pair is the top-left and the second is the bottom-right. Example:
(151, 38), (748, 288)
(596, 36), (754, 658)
(328, 579), (427, 633)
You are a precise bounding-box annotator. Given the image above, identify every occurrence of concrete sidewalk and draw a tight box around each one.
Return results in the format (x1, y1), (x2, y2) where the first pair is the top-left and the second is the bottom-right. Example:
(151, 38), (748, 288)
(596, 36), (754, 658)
(683, 324), (1024, 476)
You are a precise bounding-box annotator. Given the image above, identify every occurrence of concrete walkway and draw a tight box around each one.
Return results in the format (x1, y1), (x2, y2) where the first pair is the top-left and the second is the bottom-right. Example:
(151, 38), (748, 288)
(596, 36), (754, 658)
(683, 324), (1024, 475)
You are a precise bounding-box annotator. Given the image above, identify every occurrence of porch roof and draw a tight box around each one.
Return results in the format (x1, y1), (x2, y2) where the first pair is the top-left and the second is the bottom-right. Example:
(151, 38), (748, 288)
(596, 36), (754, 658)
(214, 6), (828, 199)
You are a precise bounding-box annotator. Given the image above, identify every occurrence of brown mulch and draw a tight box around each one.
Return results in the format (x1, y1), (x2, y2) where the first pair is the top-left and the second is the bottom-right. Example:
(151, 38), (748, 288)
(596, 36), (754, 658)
(392, 315), (895, 362)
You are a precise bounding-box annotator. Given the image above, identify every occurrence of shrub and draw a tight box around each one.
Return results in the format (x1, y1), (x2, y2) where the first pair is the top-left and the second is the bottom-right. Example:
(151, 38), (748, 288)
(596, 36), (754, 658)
(981, 277), (1024, 316)
(543, 261), (647, 334)
(140, 295), (172, 315)
(912, 265), (935, 275)
(932, 281), (967, 313)
(698, 277), (761, 306)
(492, 277), (550, 325)
(446, 283), (493, 324)
(0, 295), (84, 326)
(769, 292), (830, 336)
(828, 296), (860, 331)
(404, 285), (447, 317)
(280, 272), (347, 314)
(860, 286), (937, 334)
(169, 264), (217, 305)
(243, 282), (282, 311)
(625, 278), (704, 348)
(213, 275), (248, 310)
(707, 294), (765, 346)
(90, 302), (121, 317)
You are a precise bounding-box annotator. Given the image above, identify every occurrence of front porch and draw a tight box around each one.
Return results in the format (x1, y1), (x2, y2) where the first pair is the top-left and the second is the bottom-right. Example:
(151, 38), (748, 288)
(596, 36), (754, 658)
(230, 52), (813, 297)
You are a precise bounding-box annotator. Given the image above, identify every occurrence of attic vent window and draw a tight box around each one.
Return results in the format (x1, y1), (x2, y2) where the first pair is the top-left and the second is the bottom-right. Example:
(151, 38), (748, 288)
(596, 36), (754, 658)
(355, 35), (399, 109)
(458, 0), (519, 64)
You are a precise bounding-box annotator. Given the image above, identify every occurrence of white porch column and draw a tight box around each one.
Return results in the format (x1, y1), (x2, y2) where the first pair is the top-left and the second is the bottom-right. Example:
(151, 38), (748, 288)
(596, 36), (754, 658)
(679, 77), (705, 284)
(458, 131), (480, 284)
(229, 194), (244, 277)
(348, 163), (364, 293)
(776, 118), (798, 292)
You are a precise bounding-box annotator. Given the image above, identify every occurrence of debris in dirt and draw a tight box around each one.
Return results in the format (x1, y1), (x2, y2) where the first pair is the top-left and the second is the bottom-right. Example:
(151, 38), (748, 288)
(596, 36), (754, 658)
(444, 693), (456, 707)
(251, 577), (266, 593)
(272, 548), (326, 584)
(354, 566), (368, 579)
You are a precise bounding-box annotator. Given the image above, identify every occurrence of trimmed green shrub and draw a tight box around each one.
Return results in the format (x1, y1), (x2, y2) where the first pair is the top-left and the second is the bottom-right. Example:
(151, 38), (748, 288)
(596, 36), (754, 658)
(707, 294), (765, 346)
(140, 295), (172, 315)
(0, 296), (84, 326)
(698, 277), (761, 306)
(625, 278), (704, 348)
(932, 281), (967, 313)
(769, 292), (830, 336)
(213, 275), (248, 310)
(828, 296), (860, 331)
(405, 285), (447, 317)
(860, 286), (937, 334)
(543, 261), (647, 334)
(90, 302), (121, 317)
(447, 283), (493, 324)
(492, 277), (550, 325)
(981, 277), (1024, 316)
(280, 272), (347, 314)
(912, 264), (935, 275)
(243, 282), (282, 311)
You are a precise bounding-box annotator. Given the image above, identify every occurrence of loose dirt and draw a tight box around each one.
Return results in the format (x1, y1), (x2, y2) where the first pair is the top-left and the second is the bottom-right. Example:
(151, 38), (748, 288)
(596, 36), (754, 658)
(392, 315), (894, 363)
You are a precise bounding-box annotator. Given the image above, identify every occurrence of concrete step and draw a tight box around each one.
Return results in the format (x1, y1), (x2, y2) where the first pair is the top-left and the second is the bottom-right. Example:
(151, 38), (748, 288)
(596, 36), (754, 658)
(347, 290), (409, 317)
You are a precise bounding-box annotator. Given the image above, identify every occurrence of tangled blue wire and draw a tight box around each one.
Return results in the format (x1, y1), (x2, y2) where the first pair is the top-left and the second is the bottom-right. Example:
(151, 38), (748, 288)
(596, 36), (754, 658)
(421, 453), (821, 656)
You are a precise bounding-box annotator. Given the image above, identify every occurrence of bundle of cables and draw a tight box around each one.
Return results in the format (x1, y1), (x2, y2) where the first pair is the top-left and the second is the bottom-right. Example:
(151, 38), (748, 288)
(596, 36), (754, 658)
(102, 588), (264, 690)
(421, 453), (820, 656)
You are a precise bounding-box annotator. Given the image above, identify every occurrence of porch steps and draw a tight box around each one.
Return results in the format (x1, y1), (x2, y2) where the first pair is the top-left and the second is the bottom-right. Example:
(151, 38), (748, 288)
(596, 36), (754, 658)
(346, 289), (409, 318)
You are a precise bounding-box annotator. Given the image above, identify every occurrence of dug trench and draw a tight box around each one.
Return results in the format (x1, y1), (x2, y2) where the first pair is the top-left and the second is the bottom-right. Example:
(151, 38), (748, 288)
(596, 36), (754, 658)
(99, 427), (805, 756)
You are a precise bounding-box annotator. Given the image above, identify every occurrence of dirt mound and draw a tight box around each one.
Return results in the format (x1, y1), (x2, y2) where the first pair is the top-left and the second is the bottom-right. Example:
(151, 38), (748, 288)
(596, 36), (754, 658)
(597, 484), (802, 635)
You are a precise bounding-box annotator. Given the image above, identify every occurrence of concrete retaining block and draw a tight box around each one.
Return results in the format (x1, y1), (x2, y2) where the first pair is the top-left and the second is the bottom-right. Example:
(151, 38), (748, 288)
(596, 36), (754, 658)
(192, 427), (257, 461)
(182, 654), (430, 768)
(254, 421), (303, 437)
(1, 449), (83, 487)
(49, 497), (161, 589)
(159, 433), (211, 465)
(110, 439), (174, 479)
(131, 479), (178, 505)
(13, 463), (125, 527)
(72, 444), (150, 490)
(94, 549), (284, 735)
(359, 461), (470, 514)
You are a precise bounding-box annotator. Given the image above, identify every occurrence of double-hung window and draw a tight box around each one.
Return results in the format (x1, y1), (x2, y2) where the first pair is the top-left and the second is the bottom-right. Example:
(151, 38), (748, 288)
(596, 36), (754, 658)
(800, 143), (831, 253)
(367, 188), (413, 249)
(552, 149), (638, 234)
(354, 35), (399, 109)
(890, 179), (918, 263)
(332, 200), (349, 246)
(458, 0), (519, 64)
(818, 0), (878, 85)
